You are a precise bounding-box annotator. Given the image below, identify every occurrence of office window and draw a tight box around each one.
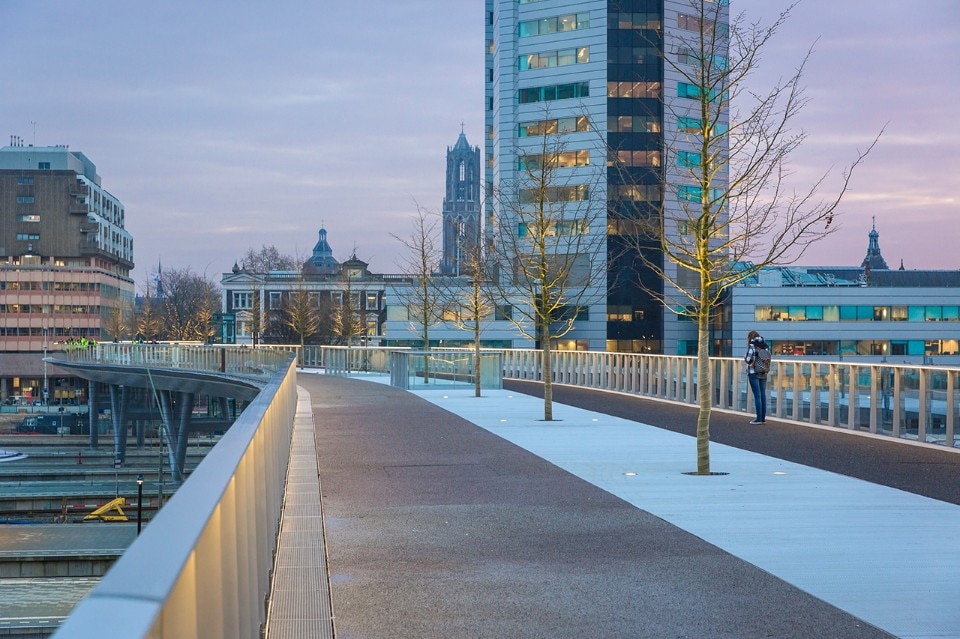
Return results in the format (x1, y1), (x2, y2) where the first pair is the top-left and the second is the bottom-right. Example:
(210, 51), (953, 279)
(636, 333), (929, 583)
(608, 184), (661, 202)
(607, 305), (632, 322)
(608, 115), (661, 133)
(677, 151), (701, 167)
(519, 13), (589, 37)
(607, 81), (661, 99)
(519, 184), (589, 204)
(366, 293), (379, 309)
(519, 47), (589, 70)
(16, 196), (35, 204)
(16, 177), (33, 185)
(518, 116), (589, 137)
(520, 150), (589, 171)
(17, 214), (40, 222)
(612, 149), (661, 168)
(16, 233), (40, 241)
(495, 305), (513, 321)
(677, 117), (701, 133)
(268, 291), (282, 310)
(38, 162), (50, 170)
(610, 13), (661, 30)
(519, 81), (590, 104)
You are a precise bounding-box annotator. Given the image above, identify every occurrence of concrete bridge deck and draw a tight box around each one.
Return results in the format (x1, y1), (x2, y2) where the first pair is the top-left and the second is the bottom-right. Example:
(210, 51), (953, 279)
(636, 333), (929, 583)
(267, 373), (960, 639)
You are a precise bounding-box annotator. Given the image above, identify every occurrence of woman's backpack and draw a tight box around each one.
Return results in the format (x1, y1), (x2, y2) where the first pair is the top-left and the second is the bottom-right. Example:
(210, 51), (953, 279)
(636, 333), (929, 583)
(754, 345), (772, 375)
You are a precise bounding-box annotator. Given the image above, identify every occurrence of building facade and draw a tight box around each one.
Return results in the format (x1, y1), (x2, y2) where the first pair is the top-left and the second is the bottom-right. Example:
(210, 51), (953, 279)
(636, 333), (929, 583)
(732, 226), (960, 365)
(221, 229), (389, 346)
(0, 143), (135, 403)
(485, 0), (729, 354)
(441, 131), (482, 276)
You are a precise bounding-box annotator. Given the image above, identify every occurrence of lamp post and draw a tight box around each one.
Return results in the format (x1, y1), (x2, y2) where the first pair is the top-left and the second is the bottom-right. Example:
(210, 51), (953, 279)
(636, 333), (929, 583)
(136, 474), (144, 534)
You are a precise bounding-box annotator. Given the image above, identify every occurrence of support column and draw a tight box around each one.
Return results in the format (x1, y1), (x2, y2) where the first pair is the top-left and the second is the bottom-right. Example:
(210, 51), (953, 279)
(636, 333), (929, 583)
(173, 392), (196, 484)
(108, 384), (130, 462)
(88, 381), (99, 449)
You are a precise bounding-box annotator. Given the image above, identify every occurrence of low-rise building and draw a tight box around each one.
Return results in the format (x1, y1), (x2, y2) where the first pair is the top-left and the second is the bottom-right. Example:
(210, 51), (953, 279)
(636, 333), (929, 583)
(732, 224), (960, 364)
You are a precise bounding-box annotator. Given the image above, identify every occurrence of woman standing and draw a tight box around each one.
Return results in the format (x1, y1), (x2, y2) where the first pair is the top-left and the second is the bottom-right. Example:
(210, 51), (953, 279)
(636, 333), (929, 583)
(744, 330), (769, 424)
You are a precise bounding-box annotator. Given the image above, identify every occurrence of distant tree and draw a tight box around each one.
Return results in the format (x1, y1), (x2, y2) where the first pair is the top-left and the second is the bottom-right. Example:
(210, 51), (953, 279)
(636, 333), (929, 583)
(135, 278), (163, 341)
(393, 205), (444, 383)
(158, 268), (220, 342)
(277, 272), (321, 358)
(489, 116), (608, 420)
(240, 245), (298, 273)
(103, 295), (132, 342)
(439, 240), (496, 397)
(613, 0), (880, 474)
(329, 270), (365, 348)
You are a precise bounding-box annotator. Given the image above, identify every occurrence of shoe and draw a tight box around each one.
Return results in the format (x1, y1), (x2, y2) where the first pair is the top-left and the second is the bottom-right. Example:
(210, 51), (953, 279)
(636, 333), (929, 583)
(749, 420), (762, 425)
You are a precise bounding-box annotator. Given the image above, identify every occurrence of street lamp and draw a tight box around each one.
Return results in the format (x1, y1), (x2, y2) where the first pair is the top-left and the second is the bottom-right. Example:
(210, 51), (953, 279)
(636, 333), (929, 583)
(136, 474), (144, 535)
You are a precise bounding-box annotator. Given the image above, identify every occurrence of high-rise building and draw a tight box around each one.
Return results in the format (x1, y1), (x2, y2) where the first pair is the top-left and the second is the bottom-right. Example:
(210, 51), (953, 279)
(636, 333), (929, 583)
(485, 0), (729, 353)
(441, 130), (482, 276)
(0, 142), (135, 403)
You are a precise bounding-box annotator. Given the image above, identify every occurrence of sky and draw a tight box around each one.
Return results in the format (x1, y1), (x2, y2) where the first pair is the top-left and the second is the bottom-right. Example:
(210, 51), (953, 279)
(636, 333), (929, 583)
(1, 1), (958, 287)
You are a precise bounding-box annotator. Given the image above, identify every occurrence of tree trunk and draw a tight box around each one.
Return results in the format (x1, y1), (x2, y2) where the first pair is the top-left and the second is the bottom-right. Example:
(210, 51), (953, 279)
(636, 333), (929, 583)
(542, 325), (553, 421)
(474, 324), (481, 398)
(695, 293), (713, 474)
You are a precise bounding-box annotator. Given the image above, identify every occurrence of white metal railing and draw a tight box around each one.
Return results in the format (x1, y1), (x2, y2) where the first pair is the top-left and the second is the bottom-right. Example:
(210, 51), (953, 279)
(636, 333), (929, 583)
(309, 345), (959, 448)
(497, 349), (960, 449)
(53, 348), (299, 639)
(65, 342), (294, 380)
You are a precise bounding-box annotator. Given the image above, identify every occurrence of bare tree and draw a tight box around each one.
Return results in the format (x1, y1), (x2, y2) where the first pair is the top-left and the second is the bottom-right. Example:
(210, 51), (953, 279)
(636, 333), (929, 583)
(329, 270), (365, 348)
(159, 268), (220, 342)
(490, 115), (609, 420)
(438, 240), (497, 397)
(615, 0), (880, 473)
(393, 205), (445, 383)
(103, 294), (131, 342)
(135, 287), (162, 342)
(240, 245), (298, 273)
(275, 272), (321, 359)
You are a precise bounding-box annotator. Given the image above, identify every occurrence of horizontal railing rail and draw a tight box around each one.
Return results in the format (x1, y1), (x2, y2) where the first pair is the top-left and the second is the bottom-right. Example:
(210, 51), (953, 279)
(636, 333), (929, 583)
(315, 345), (960, 448)
(497, 349), (960, 449)
(64, 342), (294, 380)
(53, 348), (299, 639)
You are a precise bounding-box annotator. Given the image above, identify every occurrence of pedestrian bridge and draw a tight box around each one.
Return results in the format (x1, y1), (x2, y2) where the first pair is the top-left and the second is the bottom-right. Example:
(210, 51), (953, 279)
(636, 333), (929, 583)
(48, 344), (960, 638)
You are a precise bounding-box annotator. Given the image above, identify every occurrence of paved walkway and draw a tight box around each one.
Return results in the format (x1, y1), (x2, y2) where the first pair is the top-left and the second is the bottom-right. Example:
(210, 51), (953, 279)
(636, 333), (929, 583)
(274, 373), (960, 639)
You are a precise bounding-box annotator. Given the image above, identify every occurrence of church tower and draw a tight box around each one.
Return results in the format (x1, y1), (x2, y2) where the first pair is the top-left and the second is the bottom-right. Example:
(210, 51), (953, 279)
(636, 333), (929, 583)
(860, 218), (890, 271)
(441, 129), (481, 275)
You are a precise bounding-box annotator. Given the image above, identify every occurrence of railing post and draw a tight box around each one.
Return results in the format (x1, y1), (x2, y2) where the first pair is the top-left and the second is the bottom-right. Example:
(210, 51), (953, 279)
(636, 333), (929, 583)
(846, 365), (858, 430)
(870, 366), (880, 434)
(892, 369), (903, 438)
(947, 371), (956, 448)
(827, 364), (837, 426)
(918, 368), (929, 444)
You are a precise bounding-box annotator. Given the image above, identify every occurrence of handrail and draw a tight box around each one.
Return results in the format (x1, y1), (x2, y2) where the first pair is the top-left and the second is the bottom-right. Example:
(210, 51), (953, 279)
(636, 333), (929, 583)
(497, 349), (960, 449)
(309, 345), (959, 449)
(53, 349), (298, 638)
(63, 342), (293, 380)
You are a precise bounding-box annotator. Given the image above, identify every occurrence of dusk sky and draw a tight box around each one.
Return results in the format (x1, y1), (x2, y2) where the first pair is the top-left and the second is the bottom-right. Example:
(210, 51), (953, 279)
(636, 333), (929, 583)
(2, 1), (958, 286)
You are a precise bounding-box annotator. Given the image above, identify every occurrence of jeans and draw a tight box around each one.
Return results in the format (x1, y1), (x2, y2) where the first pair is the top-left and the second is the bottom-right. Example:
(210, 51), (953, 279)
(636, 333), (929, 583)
(748, 373), (766, 422)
